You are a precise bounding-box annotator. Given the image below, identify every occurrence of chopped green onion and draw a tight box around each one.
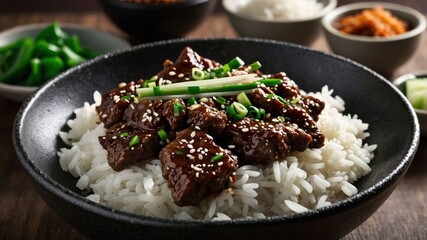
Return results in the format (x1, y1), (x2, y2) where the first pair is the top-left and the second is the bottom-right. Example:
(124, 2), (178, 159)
(157, 129), (168, 143)
(215, 96), (227, 105)
(119, 132), (129, 137)
(143, 79), (157, 88)
(120, 95), (132, 100)
(173, 101), (184, 116)
(291, 97), (300, 105)
(129, 135), (140, 147)
(267, 93), (275, 99)
(188, 97), (197, 106)
(148, 81), (156, 87)
(248, 106), (265, 120)
(175, 148), (184, 155)
(227, 102), (248, 120)
(138, 78), (282, 98)
(276, 95), (289, 105)
(278, 116), (285, 123)
(228, 57), (245, 69)
(150, 75), (158, 80)
(192, 68), (205, 80)
(211, 153), (223, 162)
(237, 92), (252, 107)
(250, 61), (262, 71)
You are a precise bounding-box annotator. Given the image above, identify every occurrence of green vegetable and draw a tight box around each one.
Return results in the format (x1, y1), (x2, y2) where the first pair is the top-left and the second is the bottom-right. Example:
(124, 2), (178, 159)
(0, 38), (34, 84)
(406, 78), (427, 110)
(226, 102), (248, 120)
(248, 106), (265, 120)
(214, 96), (226, 105)
(212, 57), (245, 78)
(188, 97), (197, 106)
(138, 78), (282, 98)
(237, 92), (252, 107)
(0, 22), (100, 86)
(129, 135), (140, 147)
(210, 153), (223, 162)
(250, 61), (262, 71)
(173, 101), (184, 116)
(157, 129), (168, 143)
(192, 68), (206, 80)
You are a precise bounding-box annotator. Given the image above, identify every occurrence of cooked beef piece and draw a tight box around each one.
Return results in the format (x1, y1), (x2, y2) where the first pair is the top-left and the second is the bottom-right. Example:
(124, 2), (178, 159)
(96, 81), (142, 128)
(161, 99), (188, 131)
(224, 118), (312, 165)
(123, 99), (164, 131)
(155, 47), (221, 83)
(187, 103), (228, 135)
(99, 123), (160, 171)
(282, 105), (325, 148)
(299, 95), (325, 121)
(160, 128), (238, 206)
(249, 87), (286, 115)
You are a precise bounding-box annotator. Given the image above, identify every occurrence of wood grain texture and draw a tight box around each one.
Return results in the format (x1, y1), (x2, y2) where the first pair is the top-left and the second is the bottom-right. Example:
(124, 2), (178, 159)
(1, 1), (426, 239)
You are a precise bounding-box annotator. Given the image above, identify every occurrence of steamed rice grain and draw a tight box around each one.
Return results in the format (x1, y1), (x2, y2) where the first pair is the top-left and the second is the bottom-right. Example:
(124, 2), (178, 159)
(57, 86), (376, 220)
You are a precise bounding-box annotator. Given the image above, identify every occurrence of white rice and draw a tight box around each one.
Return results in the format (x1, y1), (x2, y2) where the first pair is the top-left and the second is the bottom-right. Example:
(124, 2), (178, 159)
(229, 0), (324, 21)
(57, 86), (376, 220)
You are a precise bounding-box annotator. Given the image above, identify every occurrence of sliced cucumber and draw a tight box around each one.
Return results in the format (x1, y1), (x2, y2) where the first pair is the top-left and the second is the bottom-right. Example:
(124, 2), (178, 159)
(406, 78), (427, 110)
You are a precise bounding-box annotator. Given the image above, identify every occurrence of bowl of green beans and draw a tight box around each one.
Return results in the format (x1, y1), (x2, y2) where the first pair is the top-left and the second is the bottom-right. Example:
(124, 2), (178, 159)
(0, 22), (130, 102)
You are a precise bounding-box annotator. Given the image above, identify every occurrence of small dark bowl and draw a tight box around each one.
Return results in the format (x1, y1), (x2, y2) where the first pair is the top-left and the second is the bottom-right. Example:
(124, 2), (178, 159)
(97, 0), (216, 41)
(14, 38), (419, 240)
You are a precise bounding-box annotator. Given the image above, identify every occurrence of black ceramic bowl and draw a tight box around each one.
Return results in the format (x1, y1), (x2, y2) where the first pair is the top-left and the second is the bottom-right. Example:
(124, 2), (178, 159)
(14, 38), (419, 240)
(97, 0), (216, 41)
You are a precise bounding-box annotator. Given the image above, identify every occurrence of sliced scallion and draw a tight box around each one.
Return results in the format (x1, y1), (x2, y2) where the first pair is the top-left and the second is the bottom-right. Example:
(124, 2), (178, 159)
(248, 106), (266, 120)
(192, 68), (205, 80)
(215, 96), (226, 105)
(175, 148), (184, 155)
(227, 102), (248, 120)
(291, 97), (300, 105)
(129, 135), (140, 147)
(228, 57), (245, 69)
(237, 92), (252, 107)
(211, 153), (223, 162)
(157, 129), (168, 143)
(120, 95), (132, 100)
(173, 101), (184, 116)
(188, 97), (197, 106)
(250, 61), (262, 71)
(278, 116), (285, 123)
(119, 132), (129, 137)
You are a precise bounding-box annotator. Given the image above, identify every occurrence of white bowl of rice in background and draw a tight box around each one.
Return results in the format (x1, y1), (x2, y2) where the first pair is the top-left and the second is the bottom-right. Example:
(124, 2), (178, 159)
(13, 38), (419, 240)
(222, 0), (337, 46)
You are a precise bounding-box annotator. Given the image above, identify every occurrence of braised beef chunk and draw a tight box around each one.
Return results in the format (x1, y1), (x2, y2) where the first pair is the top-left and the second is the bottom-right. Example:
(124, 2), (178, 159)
(249, 88), (286, 115)
(299, 95), (325, 121)
(188, 103), (228, 135)
(99, 123), (159, 171)
(155, 47), (221, 83)
(96, 81), (141, 128)
(160, 128), (238, 206)
(224, 118), (312, 165)
(282, 105), (324, 148)
(123, 99), (164, 131)
(161, 99), (188, 131)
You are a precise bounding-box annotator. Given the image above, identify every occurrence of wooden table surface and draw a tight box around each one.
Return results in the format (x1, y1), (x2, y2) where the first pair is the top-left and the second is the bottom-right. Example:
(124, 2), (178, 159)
(0, 1), (426, 239)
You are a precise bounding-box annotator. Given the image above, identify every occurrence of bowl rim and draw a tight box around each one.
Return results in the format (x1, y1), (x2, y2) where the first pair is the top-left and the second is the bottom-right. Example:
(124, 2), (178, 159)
(0, 22), (130, 94)
(393, 70), (427, 114)
(222, 0), (338, 23)
(14, 37), (420, 227)
(322, 1), (427, 42)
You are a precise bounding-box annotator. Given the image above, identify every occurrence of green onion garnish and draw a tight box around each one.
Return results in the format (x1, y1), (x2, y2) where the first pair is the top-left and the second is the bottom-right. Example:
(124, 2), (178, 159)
(173, 101), (184, 116)
(276, 95), (289, 105)
(227, 102), (248, 120)
(248, 106), (265, 120)
(192, 68), (205, 80)
(119, 132), (129, 137)
(211, 153), (223, 162)
(228, 57), (245, 69)
(278, 116), (285, 123)
(175, 148), (184, 155)
(137, 78), (282, 98)
(129, 135), (140, 147)
(267, 93), (275, 99)
(250, 61), (262, 71)
(215, 96), (227, 105)
(120, 95), (131, 100)
(291, 97), (300, 105)
(237, 92), (252, 107)
(157, 129), (168, 142)
(188, 97), (197, 106)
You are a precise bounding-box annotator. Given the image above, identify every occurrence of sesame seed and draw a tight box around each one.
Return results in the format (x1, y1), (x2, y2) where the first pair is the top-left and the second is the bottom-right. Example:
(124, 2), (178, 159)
(118, 82), (127, 88)
(241, 128), (249, 132)
(190, 131), (196, 138)
(178, 73), (184, 78)
(101, 114), (107, 118)
(195, 172), (200, 178)
(218, 161), (223, 166)
(228, 145), (235, 149)
(190, 149), (196, 154)
(187, 144), (194, 149)
(187, 154), (195, 160)
(169, 71), (176, 76)
(198, 154), (203, 160)
(130, 104), (135, 110)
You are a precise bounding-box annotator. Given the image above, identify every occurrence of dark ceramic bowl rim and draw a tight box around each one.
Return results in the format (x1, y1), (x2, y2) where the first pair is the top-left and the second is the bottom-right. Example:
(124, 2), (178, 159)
(103, 0), (211, 10)
(322, 2), (427, 42)
(222, 0), (337, 23)
(14, 38), (419, 227)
